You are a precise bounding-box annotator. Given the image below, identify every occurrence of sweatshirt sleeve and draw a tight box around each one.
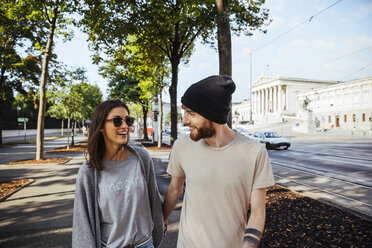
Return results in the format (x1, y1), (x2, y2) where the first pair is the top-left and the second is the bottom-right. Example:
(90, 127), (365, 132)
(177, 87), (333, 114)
(72, 163), (98, 248)
(144, 150), (165, 248)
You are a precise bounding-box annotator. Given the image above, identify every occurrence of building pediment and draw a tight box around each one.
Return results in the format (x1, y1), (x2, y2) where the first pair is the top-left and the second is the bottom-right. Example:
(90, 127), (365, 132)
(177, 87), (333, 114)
(252, 76), (277, 87)
(252, 75), (339, 90)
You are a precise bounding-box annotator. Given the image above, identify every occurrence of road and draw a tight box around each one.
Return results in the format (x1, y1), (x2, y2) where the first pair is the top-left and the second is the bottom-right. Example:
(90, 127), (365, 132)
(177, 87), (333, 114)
(152, 136), (372, 220)
(0, 135), (87, 165)
(269, 141), (372, 220)
(1, 129), (68, 144)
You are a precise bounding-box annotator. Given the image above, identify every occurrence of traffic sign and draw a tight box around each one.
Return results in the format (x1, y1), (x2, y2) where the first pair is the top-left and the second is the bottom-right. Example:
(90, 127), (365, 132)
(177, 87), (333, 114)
(17, 117), (28, 122)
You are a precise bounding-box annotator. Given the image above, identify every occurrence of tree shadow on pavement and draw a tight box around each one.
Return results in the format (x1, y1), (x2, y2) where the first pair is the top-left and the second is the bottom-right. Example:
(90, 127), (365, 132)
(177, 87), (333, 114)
(0, 198), (74, 248)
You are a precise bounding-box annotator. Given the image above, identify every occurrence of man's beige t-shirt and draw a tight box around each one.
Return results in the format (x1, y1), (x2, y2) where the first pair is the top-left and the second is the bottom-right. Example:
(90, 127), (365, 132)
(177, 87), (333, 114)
(167, 133), (275, 248)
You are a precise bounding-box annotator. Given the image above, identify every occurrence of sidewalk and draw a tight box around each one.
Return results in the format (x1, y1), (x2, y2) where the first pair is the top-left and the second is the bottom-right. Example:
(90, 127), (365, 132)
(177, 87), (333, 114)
(1, 129), (78, 144)
(0, 134), (178, 248)
(238, 120), (372, 142)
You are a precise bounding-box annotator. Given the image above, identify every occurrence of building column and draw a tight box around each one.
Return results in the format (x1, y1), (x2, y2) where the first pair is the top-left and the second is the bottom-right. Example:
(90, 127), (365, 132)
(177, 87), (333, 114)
(251, 91), (257, 114)
(255, 91), (257, 114)
(265, 88), (269, 113)
(274, 85), (278, 112)
(278, 84), (282, 111)
(257, 91), (260, 114)
(250, 92), (253, 115)
(269, 87), (273, 112)
(259, 90), (263, 114)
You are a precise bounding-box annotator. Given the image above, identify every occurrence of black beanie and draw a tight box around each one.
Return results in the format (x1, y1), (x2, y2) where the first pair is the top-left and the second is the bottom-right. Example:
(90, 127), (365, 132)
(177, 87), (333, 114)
(181, 75), (236, 124)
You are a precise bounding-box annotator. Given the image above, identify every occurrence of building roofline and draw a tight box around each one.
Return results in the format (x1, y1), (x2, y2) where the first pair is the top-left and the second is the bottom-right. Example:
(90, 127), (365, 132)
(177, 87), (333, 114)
(297, 76), (372, 96)
(253, 75), (341, 87)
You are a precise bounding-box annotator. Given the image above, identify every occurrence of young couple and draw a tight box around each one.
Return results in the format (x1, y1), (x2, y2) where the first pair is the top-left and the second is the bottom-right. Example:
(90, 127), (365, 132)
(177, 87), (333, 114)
(72, 75), (275, 248)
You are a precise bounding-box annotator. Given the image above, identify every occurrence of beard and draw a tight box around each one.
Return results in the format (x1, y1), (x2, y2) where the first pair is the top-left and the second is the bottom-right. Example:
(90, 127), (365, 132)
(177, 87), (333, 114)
(190, 120), (216, 141)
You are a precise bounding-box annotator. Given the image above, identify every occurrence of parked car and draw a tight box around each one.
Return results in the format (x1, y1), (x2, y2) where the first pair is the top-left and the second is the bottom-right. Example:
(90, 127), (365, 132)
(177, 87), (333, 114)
(316, 127), (327, 132)
(234, 127), (254, 138)
(252, 131), (290, 150)
(178, 126), (190, 135)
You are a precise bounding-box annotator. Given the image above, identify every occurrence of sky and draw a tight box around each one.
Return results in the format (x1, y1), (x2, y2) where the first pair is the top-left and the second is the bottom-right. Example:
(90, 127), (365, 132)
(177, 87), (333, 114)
(54, 0), (372, 104)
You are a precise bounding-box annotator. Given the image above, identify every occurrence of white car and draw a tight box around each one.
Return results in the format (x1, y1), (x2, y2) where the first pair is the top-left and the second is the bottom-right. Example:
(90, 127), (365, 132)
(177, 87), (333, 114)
(252, 131), (290, 150)
(234, 128), (253, 138)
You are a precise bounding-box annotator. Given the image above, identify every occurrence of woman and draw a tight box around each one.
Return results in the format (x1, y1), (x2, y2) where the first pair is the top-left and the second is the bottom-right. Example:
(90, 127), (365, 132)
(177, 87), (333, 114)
(72, 99), (164, 248)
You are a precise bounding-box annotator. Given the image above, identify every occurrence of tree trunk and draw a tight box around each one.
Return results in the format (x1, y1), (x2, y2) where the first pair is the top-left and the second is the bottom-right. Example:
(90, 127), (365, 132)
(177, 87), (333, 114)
(169, 57), (180, 145)
(61, 119), (64, 135)
(0, 125), (2, 145)
(0, 107), (3, 145)
(215, 0), (233, 128)
(0, 66), (6, 144)
(142, 105), (149, 140)
(36, 9), (58, 160)
(158, 85), (163, 148)
(67, 117), (71, 149)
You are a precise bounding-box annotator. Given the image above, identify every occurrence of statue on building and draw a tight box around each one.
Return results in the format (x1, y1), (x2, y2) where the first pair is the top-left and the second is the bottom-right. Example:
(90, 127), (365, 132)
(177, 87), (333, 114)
(302, 96), (311, 110)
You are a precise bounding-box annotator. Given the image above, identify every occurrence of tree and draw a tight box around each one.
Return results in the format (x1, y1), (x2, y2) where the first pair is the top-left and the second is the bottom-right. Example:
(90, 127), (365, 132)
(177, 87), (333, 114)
(73, 82), (103, 121)
(213, 0), (271, 126)
(47, 81), (102, 144)
(19, 0), (78, 159)
(101, 62), (152, 140)
(47, 66), (102, 135)
(47, 91), (68, 134)
(80, 0), (271, 144)
(0, 0), (43, 144)
(80, 0), (215, 144)
(99, 36), (170, 141)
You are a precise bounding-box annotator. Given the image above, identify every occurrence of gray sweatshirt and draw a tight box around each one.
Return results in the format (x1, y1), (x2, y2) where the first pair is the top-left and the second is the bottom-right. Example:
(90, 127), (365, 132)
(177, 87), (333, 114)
(72, 145), (164, 248)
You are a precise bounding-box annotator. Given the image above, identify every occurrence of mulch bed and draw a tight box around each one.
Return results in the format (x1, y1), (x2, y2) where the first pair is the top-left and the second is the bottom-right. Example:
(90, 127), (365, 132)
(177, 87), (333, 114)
(47, 139), (88, 153)
(260, 185), (372, 247)
(140, 141), (171, 150)
(8, 157), (70, 165)
(0, 179), (32, 198)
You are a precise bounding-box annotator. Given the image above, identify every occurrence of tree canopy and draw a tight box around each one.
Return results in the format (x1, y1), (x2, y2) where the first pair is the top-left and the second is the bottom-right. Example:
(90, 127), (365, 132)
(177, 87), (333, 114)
(80, 0), (271, 144)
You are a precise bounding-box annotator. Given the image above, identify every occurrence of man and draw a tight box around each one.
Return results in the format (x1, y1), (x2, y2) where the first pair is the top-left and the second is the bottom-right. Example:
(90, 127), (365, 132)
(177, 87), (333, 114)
(163, 75), (275, 248)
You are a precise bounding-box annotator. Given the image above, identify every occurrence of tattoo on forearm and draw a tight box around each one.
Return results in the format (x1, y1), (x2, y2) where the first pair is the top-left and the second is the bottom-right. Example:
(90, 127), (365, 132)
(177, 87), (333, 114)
(243, 228), (262, 247)
(245, 228), (262, 238)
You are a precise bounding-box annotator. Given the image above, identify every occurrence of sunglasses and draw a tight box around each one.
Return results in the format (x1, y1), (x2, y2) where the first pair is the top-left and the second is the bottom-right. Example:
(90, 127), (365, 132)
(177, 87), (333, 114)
(106, 116), (135, 127)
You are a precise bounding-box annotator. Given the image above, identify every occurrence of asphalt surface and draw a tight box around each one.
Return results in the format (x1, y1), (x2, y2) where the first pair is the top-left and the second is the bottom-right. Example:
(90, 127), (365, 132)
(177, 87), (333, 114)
(0, 131), (371, 247)
(0, 133), (180, 248)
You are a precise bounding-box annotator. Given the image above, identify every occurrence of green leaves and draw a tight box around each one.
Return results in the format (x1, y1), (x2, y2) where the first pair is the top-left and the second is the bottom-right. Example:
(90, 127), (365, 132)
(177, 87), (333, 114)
(47, 67), (103, 121)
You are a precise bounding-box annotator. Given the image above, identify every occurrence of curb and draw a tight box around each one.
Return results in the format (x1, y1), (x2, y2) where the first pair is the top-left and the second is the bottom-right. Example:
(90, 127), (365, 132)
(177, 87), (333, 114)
(5, 157), (72, 167)
(276, 182), (372, 222)
(59, 157), (72, 165)
(0, 179), (35, 203)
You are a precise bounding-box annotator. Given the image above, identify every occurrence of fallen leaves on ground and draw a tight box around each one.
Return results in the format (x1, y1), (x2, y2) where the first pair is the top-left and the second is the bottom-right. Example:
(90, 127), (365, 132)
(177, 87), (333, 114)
(0, 179), (31, 198)
(140, 141), (171, 150)
(8, 157), (70, 165)
(47, 140), (88, 153)
(260, 185), (372, 247)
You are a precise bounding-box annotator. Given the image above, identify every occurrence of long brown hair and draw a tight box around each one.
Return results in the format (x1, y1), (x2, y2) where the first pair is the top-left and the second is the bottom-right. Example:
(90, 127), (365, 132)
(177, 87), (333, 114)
(86, 99), (130, 171)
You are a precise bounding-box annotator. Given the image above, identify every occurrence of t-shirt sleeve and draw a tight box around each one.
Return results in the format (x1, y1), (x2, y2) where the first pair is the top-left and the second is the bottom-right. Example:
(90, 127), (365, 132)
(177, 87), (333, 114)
(166, 141), (185, 178)
(252, 146), (275, 189)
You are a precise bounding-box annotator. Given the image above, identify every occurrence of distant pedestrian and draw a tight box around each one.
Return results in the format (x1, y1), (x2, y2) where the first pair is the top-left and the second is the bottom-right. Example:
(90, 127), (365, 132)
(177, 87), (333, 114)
(72, 99), (164, 248)
(163, 75), (275, 248)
